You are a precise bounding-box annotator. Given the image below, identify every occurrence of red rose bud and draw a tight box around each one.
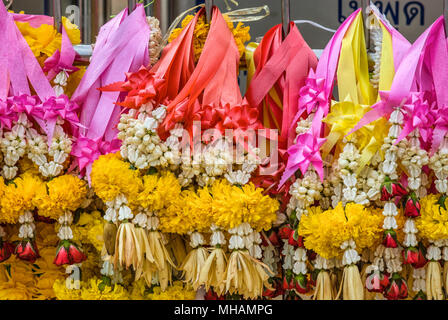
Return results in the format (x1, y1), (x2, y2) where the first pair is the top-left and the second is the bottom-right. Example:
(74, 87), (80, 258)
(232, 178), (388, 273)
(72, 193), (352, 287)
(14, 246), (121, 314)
(0, 241), (13, 263)
(294, 274), (309, 294)
(380, 181), (407, 201)
(15, 241), (40, 263)
(262, 287), (276, 298)
(384, 274), (408, 300)
(402, 245), (427, 269)
(404, 196), (421, 218)
(204, 290), (225, 300)
(382, 230), (398, 248)
(54, 245), (71, 266)
(413, 290), (427, 300)
(68, 244), (87, 264)
(365, 271), (390, 293)
(288, 231), (299, 247)
(278, 225), (293, 240)
(282, 276), (290, 290)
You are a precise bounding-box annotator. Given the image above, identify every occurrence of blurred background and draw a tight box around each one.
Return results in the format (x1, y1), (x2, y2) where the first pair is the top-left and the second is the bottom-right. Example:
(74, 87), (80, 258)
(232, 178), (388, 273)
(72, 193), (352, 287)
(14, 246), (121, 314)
(7, 0), (445, 49)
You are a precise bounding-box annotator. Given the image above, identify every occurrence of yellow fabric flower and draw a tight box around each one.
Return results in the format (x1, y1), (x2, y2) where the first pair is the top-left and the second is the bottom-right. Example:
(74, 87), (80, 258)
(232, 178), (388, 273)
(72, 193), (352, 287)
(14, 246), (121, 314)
(417, 194), (448, 241)
(34, 174), (88, 220)
(0, 173), (45, 223)
(91, 153), (142, 203)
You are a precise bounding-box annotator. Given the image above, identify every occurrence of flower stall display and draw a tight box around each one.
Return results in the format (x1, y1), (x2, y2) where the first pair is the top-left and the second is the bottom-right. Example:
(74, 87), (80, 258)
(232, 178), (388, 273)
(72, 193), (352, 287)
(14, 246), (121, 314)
(2, 0), (448, 301)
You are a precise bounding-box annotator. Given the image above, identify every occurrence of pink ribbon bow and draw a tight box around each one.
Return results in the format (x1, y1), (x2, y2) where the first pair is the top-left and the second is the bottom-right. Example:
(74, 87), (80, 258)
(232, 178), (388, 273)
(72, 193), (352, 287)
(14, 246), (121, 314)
(396, 92), (433, 144)
(0, 100), (17, 130)
(41, 95), (82, 141)
(298, 71), (327, 116)
(8, 94), (44, 119)
(279, 132), (325, 187)
(43, 22), (79, 81)
(289, 71), (328, 135)
(431, 104), (448, 153)
(71, 135), (121, 182)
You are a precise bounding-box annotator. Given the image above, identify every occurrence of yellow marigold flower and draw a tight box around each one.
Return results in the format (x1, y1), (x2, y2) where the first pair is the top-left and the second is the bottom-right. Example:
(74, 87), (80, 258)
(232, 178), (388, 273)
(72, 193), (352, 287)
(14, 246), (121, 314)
(34, 174), (87, 220)
(80, 278), (128, 300)
(71, 210), (104, 251)
(16, 17), (80, 61)
(212, 180), (279, 232)
(53, 279), (82, 300)
(0, 281), (33, 300)
(168, 13), (250, 63)
(64, 66), (87, 98)
(18, 157), (40, 176)
(33, 270), (65, 300)
(299, 203), (383, 259)
(8, 257), (36, 286)
(91, 153), (142, 203)
(417, 194), (448, 241)
(147, 281), (196, 300)
(160, 186), (214, 234)
(0, 173), (45, 224)
(35, 222), (60, 247)
(128, 279), (150, 300)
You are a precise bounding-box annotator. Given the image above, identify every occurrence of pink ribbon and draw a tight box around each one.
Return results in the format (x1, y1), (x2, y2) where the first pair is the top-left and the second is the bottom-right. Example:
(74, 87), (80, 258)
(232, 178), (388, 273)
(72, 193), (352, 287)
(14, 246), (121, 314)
(279, 10), (362, 188)
(70, 135), (121, 182)
(396, 92), (433, 144)
(279, 133), (325, 187)
(43, 22), (78, 81)
(8, 94), (44, 120)
(71, 4), (150, 180)
(350, 18), (446, 139)
(0, 99), (17, 130)
(432, 104), (448, 153)
(41, 95), (83, 140)
(292, 70), (327, 124)
(12, 13), (53, 28)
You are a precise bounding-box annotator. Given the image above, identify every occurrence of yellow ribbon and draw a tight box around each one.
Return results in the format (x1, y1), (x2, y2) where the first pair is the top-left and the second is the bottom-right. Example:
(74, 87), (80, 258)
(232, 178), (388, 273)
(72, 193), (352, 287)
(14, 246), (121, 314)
(323, 11), (395, 171)
(337, 12), (374, 106)
(322, 98), (371, 158)
(378, 21), (395, 95)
